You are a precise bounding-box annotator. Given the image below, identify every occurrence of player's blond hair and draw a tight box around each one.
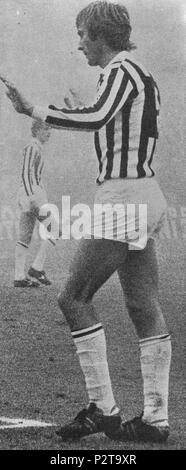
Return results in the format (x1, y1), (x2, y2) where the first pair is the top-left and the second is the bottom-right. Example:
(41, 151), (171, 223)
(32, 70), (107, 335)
(76, 1), (136, 51)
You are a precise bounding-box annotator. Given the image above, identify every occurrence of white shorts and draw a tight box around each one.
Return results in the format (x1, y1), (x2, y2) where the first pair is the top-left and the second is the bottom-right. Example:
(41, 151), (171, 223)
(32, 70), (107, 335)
(17, 184), (48, 215)
(89, 178), (167, 249)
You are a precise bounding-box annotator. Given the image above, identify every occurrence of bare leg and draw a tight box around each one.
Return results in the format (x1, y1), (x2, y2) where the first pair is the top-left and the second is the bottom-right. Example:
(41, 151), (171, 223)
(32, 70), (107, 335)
(58, 237), (128, 414)
(117, 239), (171, 428)
(15, 211), (36, 280)
(117, 239), (168, 339)
(58, 237), (128, 331)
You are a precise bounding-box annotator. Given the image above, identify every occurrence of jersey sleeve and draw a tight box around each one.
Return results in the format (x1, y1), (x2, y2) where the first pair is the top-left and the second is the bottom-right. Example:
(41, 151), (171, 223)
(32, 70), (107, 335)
(32, 66), (136, 132)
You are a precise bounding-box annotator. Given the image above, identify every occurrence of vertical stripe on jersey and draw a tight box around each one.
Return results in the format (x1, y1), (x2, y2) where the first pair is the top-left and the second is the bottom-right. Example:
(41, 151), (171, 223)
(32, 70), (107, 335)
(111, 112), (122, 178)
(39, 161), (44, 181)
(98, 126), (108, 182)
(105, 118), (115, 179)
(22, 146), (34, 195)
(119, 104), (130, 177)
(28, 147), (34, 194)
(119, 91), (137, 178)
(34, 160), (39, 185)
(35, 155), (43, 185)
(22, 148), (29, 196)
(95, 132), (102, 176)
(154, 80), (161, 108)
(147, 137), (156, 176)
(137, 77), (158, 177)
(127, 91), (145, 178)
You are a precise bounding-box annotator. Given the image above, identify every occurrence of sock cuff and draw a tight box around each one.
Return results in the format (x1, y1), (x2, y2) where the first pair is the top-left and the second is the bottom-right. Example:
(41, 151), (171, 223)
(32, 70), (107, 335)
(16, 241), (29, 249)
(139, 334), (171, 348)
(72, 323), (103, 343)
(48, 238), (56, 246)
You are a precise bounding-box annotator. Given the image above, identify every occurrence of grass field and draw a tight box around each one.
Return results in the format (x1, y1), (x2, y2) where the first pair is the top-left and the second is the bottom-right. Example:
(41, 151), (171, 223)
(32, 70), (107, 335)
(0, 0), (185, 454)
(0, 222), (185, 451)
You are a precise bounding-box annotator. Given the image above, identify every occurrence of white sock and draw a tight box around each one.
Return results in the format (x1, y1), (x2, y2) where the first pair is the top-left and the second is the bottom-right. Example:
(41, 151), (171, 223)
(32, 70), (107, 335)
(32, 239), (55, 271)
(72, 324), (118, 415)
(139, 334), (171, 427)
(15, 242), (28, 280)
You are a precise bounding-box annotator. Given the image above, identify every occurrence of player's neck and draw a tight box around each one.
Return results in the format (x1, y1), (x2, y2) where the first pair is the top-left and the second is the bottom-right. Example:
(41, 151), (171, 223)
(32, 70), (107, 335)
(32, 137), (43, 148)
(99, 49), (121, 69)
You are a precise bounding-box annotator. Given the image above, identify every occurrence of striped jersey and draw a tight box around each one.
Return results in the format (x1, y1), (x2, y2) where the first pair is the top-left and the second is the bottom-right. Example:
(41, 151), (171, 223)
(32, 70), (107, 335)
(21, 138), (44, 196)
(33, 51), (161, 182)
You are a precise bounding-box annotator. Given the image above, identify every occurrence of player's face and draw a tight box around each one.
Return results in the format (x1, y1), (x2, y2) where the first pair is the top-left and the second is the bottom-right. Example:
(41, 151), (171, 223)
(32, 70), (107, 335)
(77, 23), (104, 67)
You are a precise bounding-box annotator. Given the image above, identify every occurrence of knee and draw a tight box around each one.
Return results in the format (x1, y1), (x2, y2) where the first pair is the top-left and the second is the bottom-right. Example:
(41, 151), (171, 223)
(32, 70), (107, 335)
(125, 296), (142, 315)
(125, 291), (158, 317)
(57, 277), (81, 315)
(58, 288), (71, 314)
(58, 286), (90, 312)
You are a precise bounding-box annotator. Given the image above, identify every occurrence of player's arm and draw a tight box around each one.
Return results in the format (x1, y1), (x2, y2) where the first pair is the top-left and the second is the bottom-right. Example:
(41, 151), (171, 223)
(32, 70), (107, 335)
(34, 67), (135, 131)
(0, 76), (34, 116)
(0, 68), (135, 131)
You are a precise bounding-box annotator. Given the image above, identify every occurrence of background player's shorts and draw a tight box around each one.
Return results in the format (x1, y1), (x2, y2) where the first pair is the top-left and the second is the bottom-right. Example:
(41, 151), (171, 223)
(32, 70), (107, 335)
(18, 211), (37, 246)
(17, 184), (48, 217)
(89, 178), (167, 250)
(17, 184), (48, 245)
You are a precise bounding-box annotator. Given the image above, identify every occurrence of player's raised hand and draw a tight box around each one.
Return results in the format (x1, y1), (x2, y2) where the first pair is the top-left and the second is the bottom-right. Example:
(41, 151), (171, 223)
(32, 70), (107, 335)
(0, 75), (33, 116)
(0, 76), (13, 87)
(64, 88), (84, 109)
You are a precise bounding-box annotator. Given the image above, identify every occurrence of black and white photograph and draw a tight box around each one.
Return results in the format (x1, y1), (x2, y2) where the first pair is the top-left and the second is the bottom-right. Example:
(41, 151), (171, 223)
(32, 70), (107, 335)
(0, 0), (185, 461)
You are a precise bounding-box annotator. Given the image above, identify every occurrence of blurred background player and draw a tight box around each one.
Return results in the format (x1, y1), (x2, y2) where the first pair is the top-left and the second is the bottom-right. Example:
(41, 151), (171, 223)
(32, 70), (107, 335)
(14, 119), (55, 287)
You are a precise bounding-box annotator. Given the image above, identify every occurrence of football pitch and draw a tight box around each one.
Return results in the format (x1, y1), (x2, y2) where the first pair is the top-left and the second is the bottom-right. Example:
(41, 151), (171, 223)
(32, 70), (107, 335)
(0, 224), (185, 451)
(0, 0), (185, 453)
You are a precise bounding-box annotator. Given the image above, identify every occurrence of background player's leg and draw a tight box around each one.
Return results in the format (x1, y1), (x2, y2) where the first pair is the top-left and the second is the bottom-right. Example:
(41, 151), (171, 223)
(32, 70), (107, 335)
(28, 205), (57, 285)
(15, 211), (36, 281)
(58, 237), (128, 415)
(32, 237), (55, 272)
(117, 239), (171, 428)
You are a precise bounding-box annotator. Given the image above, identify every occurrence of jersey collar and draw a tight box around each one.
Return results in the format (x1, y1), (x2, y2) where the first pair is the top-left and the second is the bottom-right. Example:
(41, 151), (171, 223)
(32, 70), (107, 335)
(102, 50), (130, 75)
(31, 137), (42, 150)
